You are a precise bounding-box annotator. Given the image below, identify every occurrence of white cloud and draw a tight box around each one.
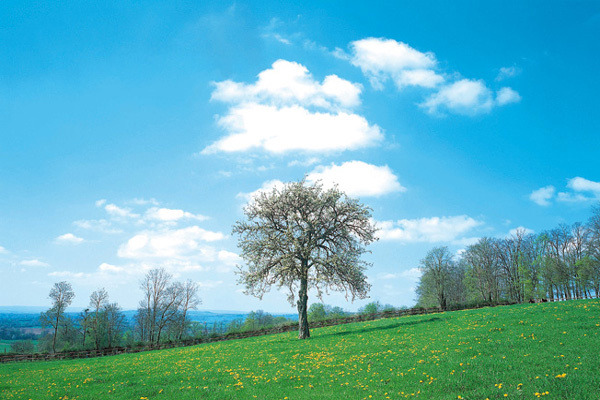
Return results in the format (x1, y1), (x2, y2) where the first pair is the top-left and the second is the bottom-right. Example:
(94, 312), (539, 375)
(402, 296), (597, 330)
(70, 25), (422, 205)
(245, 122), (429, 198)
(567, 177), (600, 194)
(531, 178), (600, 205)
(204, 104), (382, 155)
(55, 233), (84, 245)
(288, 157), (321, 167)
(496, 66), (521, 81)
(145, 207), (208, 223)
(496, 87), (522, 105)
(422, 79), (521, 115)
(204, 60), (382, 155)
(95, 199), (107, 207)
(377, 215), (482, 243)
(49, 271), (88, 279)
(349, 38), (442, 90)
(98, 263), (124, 273)
(0, 246), (7, 254)
(557, 192), (595, 203)
(118, 226), (226, 260)
(306, 161), (405, 197)
(211, 59), (362, 110)
(217, 250), (242, 265)
(73, 219), (122, 234)
(20, 259), (50, 267)
(421, 79), (494, 115)
(529, 185), (556, 206)
(345, 37), (521, 116)
(400, 267), (422, 279)
(375, 268), (421, 281)
(104, 203), (140, 219)
(261, 18), (293, 46)
(237, 179), (286, 203)
(128, 198), (160, 206)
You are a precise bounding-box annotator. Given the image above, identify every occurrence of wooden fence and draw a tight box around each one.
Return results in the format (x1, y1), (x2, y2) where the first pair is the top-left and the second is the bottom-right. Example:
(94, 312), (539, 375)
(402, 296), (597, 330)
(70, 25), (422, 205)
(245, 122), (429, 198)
(1, 297), (592, 364)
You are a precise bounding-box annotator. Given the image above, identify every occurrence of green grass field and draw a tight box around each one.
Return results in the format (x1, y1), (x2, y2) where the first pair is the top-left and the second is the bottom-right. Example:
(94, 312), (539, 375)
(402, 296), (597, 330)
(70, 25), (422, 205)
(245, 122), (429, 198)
(1, 300), (598, 399)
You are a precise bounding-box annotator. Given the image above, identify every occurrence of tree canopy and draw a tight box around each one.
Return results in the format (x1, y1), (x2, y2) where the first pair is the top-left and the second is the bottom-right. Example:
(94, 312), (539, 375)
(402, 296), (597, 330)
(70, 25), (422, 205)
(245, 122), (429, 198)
(233, 180), (377, 339)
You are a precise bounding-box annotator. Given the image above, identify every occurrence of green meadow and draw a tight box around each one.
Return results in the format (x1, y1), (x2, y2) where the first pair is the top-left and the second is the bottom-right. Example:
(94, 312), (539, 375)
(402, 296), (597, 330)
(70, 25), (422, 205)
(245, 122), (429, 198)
(0, 300), (598, 400)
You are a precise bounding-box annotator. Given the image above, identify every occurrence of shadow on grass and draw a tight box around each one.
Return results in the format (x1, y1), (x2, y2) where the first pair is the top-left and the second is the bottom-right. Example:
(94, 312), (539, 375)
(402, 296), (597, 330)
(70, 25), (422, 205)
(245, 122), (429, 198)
(315, 316), (442, 339)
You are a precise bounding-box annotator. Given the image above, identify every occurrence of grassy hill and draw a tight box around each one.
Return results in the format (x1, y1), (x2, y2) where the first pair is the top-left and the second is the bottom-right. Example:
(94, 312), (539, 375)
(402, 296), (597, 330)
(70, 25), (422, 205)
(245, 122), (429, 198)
(0, 299), (598, 399)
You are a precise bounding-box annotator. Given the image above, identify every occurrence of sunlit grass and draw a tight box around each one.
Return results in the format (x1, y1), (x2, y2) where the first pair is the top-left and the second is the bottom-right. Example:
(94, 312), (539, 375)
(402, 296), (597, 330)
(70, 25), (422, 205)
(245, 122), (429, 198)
(1, 299), (598, 399)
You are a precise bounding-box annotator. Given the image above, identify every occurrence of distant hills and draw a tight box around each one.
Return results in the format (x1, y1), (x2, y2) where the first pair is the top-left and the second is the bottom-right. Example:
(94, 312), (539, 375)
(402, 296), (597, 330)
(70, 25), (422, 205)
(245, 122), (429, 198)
(0, 306), (298, 328)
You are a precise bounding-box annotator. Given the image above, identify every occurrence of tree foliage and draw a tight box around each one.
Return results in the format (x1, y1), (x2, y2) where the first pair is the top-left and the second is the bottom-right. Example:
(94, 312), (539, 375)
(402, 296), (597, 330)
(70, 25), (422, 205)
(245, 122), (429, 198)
(234, 180), (377, 339)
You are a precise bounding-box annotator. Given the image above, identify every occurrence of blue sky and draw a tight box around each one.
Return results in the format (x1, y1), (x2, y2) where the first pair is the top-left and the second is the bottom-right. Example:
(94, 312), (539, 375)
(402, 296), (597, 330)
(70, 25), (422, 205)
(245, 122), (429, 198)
(1, 1), (599, 312)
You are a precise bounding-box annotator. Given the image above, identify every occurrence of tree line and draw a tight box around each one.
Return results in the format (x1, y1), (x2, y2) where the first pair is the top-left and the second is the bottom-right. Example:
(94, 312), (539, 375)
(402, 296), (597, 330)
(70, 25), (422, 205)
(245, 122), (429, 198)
(36, 268), (376, 353)
(416, 205), (600, 310)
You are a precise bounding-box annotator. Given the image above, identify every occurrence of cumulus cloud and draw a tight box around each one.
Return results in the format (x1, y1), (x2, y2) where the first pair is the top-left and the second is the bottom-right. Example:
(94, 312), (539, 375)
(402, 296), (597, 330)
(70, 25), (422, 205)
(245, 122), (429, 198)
(531, 178), (600, 205)
(348, 38), (443, 90)
(104, 203), (140, 219)
(118, 226), (225, 260)
(567, 176), (600, 194)
(377, 215), (482, 243)
(55, 233), (85, 245)
(306, 161), (405, 197)
(204, 104), (382, 154)
(98, 263), (124, 273)
(529, 185), (556, 206)
(145, 207), (208, 223)
(20, 259), (50, 267)
(422, 79), (520, 115)
(204, 60), (382, 154)
(211, 59), (362, 109)
(345, 37), (521, 115)
(496, 87), (522, 106)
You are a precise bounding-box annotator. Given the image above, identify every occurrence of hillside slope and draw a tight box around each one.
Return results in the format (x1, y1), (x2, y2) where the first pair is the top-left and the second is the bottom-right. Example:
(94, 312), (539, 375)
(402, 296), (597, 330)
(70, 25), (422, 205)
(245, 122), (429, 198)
(1, 300), (598, 399)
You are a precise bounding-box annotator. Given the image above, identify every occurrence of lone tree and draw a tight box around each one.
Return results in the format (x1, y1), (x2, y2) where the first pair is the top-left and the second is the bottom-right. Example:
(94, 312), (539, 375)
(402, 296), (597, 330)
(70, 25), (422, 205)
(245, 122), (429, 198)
(233, 180), (377, 339)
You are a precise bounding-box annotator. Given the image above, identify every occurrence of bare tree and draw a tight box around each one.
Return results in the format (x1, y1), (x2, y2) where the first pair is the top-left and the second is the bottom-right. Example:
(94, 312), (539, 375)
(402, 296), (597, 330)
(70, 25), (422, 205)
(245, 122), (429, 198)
(462, 238), (501, 303)
(178, 280), (201, 340)
(418, 247), (454, 310)
(89, 288), (109, 350)
(139, 268), (172, 344)
(233, 180), (377, 339)
(104, 303), (126, 348)
(40, 281), (75, 353)
(154, 282), (184, 344)
(136, 269), (201, 344)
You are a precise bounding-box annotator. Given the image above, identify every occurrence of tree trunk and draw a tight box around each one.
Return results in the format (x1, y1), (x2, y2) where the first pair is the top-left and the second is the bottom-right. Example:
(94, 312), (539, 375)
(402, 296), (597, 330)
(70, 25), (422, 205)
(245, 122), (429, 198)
(53, 313), (60, 353)
(297, 277), (310, 339)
